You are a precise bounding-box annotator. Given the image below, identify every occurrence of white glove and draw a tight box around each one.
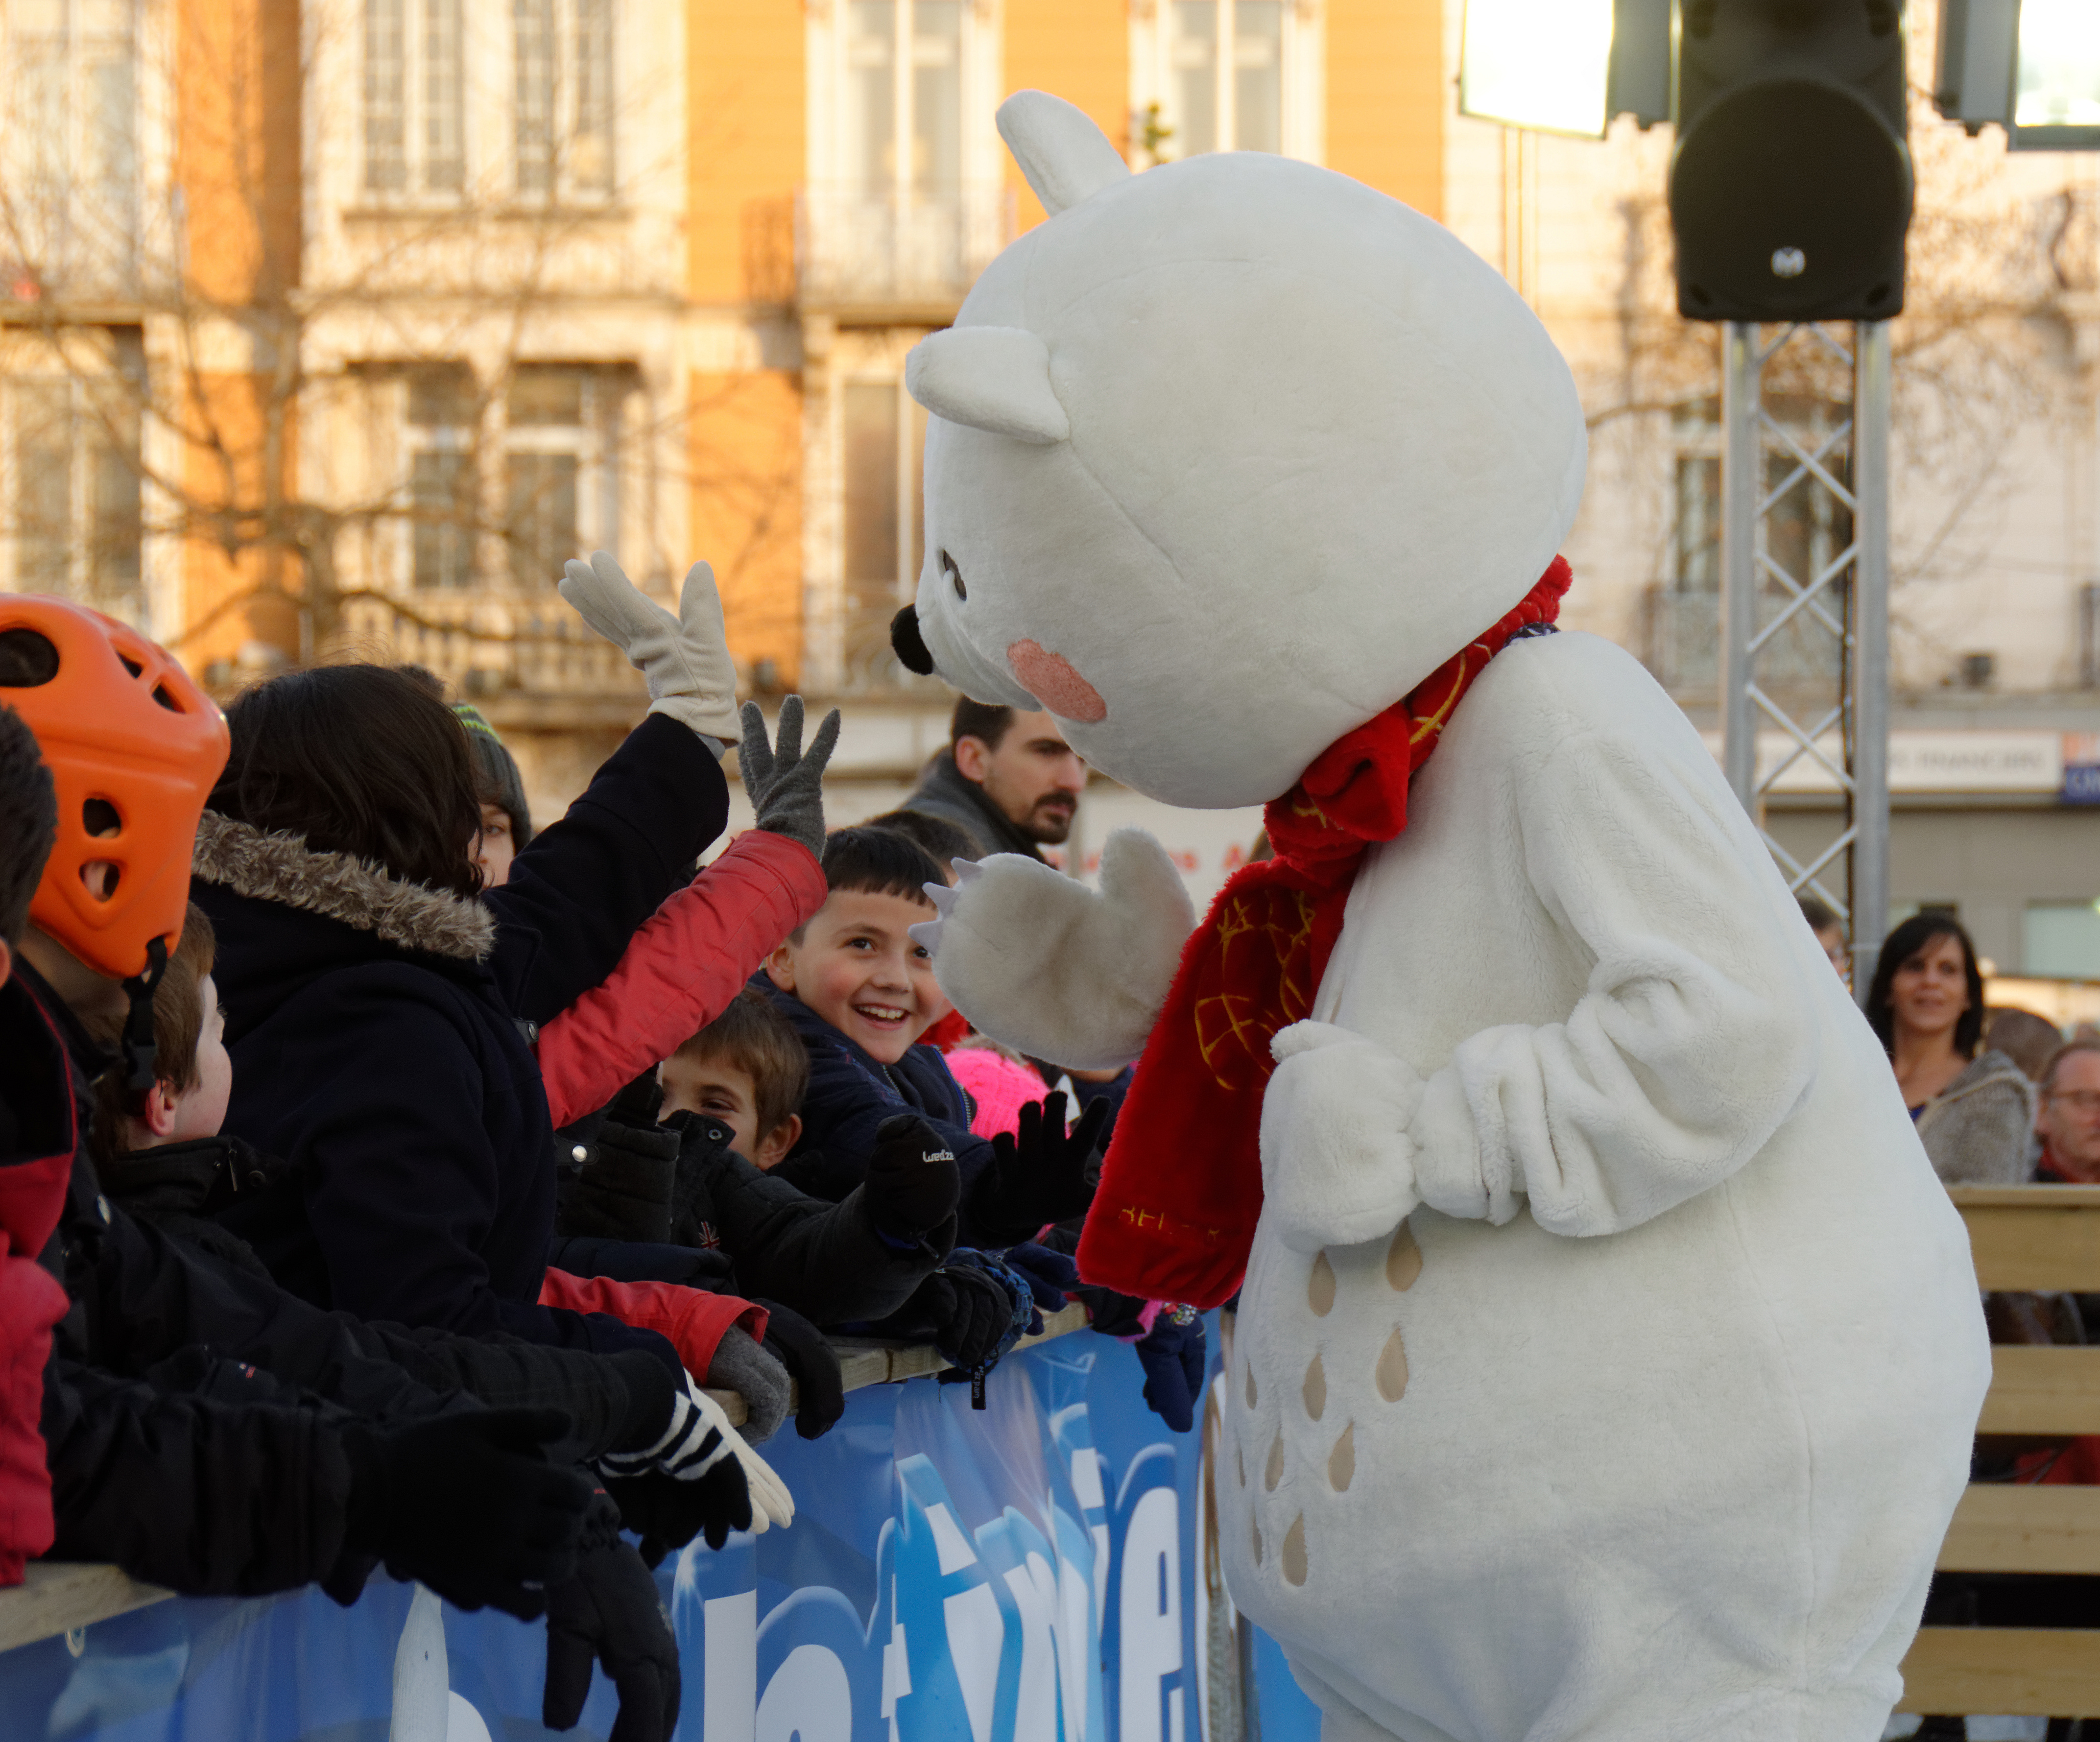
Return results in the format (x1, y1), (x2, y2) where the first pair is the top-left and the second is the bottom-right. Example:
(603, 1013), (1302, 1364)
(559, 551), (740, 747)
(1259, 1021), (1424, 1254)
(909, 828), (1194, 1071)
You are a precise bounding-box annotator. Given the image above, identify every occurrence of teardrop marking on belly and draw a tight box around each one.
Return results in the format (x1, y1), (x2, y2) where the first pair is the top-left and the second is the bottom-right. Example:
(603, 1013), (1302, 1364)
(1252, 1514), (1265, 1566)
(1375, 1325), (1409, 1403)
(1307, 1250), (1336, 1316)
(1282, 1514), (1309, 1587)
(1265, 1432), (1285, 1492)
(1303, 1352), (1326, 1421)
(1236, 1441), (1247, 1490)
(1327, 1422), (1355, 1492)
(1245, 1360), (1258, 1408)
(1386, 1222), (1422, 1290)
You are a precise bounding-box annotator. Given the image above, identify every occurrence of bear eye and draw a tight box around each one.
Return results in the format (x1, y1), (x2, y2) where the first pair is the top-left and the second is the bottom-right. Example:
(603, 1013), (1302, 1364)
(941, 549), (966, 601)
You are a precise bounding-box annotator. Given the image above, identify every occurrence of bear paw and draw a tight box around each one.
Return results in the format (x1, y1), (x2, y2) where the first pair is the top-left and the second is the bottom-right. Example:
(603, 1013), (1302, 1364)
(1260, 1021), (1423, 1254)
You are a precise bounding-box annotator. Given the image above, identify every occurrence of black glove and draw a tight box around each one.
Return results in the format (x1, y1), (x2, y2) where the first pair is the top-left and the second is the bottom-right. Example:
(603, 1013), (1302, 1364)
(1134, 1309), (1207, 1434)
(754, 1298), (846, 1439)
(998, 1241), (1079, 1331)
(343, 1408), (593, 1619)
(599, 1380), (754, 1557)
(964, 1093), (1108, 1246)
(864, 1114), (962, 1241)
(931, 1249), (1035, 1402)
(899, 1265), (1013, 1373)
(544, 1497), (682, 1742)
(558, 1076), (677, 1243)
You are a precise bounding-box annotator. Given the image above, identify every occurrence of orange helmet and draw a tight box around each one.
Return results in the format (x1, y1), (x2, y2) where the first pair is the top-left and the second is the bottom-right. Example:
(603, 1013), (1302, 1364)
(0, 595), (229, 981)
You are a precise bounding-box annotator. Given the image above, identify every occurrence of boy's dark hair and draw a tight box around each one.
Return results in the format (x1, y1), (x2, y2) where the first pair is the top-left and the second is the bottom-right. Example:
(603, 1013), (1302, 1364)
(819, 825), (944, 907)
(89, 901), (216, 1156)
(454, 704), (534, 848)
(0, 702), (56, 948)
(861, 809), (974, 875)
(674, 987), (809, 1139)
(950, 697), (1016, 755)
(1865, 910), (1987, 1062)
(212, 665), (484, 899)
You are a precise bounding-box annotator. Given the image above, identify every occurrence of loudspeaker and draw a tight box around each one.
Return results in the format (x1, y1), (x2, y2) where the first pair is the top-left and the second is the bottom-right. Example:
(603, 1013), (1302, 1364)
(1669, 0), (1912, 322)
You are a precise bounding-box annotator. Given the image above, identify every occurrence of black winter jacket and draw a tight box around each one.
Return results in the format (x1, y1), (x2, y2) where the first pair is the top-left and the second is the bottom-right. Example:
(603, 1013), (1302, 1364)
(18, 967), (664, 1595)
(192, 714), (725, 1356)
(561, 1105), (952, 1325)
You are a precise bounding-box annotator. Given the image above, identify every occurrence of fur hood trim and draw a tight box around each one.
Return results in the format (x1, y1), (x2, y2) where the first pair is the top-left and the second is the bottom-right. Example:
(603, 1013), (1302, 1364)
(192, 811), (495, 963)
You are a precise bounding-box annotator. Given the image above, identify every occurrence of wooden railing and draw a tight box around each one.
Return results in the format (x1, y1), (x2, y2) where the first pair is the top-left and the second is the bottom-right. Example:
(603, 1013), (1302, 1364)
(0, 1304), (1092, 1656)
(1900, 1186), (2100, 1716)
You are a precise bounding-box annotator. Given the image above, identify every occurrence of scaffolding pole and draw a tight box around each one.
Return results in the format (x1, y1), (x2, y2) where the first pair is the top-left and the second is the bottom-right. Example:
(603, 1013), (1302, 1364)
(1716, 320), (1890, 1007)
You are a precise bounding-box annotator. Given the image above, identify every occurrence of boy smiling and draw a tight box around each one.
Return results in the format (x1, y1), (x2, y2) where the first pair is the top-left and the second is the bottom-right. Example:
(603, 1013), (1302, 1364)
(758, 827), (1100, 1245)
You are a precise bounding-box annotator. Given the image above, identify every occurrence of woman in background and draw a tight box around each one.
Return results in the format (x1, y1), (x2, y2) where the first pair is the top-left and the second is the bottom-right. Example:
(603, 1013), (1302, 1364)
(1866, 911), (2035, 1186)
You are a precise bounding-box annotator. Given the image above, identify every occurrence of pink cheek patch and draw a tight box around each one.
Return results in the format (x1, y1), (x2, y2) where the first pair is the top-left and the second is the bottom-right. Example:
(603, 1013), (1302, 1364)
(1006, 640), (1108, 723)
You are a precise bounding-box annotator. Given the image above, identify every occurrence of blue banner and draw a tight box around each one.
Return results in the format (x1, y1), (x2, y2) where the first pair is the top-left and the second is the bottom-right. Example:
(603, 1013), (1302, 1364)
(0, 1327), (1322, 1742)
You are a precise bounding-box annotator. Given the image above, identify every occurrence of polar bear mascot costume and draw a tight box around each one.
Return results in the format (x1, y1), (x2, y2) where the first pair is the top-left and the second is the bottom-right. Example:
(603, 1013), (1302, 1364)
(893, 91), (1989, 1742)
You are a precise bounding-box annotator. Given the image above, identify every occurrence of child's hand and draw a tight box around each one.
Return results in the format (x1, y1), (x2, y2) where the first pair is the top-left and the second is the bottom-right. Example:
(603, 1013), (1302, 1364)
(965, 1091), (1108, 1246)
(559, 552), (741, 747)
(737, 696), (841, 859)
(864, 1114), (961, 1239)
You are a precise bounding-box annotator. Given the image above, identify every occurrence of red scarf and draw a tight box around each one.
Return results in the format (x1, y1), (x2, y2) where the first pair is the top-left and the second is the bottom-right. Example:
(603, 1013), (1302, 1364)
(1075, 559), (1572, 1306)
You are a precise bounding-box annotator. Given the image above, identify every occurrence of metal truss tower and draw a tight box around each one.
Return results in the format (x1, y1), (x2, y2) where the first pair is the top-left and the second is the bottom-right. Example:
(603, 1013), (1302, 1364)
(1718, 320), (1891, 1001)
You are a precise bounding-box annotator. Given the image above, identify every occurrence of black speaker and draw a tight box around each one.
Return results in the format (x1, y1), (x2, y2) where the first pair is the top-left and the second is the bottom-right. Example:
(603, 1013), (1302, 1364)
(1669, 0), (1912, 322)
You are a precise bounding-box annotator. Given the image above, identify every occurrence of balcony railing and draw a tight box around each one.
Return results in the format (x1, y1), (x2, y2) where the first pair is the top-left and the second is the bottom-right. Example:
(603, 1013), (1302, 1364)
(795, 182), (1015, 313)
(338, 591), (641, 703)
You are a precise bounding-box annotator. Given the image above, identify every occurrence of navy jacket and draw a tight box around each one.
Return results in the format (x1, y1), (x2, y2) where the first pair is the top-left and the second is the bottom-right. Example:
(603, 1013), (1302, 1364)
(193, 715), (725, 1356)
(757, 975), (1002, 1210)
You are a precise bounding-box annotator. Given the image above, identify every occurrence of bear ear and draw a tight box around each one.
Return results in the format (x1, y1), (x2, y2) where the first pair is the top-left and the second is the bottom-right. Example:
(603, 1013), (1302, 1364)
(997, 91), (1131, 217)
(906, 327), (1070, 445)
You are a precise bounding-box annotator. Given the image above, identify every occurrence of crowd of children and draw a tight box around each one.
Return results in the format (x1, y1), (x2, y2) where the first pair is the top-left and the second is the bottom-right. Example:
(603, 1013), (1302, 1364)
(0, 555), (1202, 1742)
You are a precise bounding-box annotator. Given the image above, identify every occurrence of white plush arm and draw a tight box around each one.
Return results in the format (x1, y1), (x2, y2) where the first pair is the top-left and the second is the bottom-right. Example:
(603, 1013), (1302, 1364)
(909, 828), (1195, 1070)
(1407, 730), (1820, 1236)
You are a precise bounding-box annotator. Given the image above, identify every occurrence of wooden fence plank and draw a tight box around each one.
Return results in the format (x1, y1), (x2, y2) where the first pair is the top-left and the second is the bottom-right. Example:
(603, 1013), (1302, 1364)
(1939, 1486), (2100, 1574)
(0, 1564), (171, 1655)
(1902, 1628), (2100, 1717)
(1950, 1189), (2100, 1290)
(1978, 1347), (2100, 1435)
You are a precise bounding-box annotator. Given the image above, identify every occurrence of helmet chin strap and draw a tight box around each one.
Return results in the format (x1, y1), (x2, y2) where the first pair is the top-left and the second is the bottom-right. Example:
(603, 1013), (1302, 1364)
(119, 934), (169, 1100)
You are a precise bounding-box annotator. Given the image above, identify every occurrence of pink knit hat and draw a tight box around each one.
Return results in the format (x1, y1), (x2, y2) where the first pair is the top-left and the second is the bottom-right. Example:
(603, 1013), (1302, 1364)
(946, 1046), (1049, 1140)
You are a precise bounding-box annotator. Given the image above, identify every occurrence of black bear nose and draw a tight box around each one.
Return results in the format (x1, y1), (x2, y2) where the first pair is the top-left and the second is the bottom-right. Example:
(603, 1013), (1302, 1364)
(890, 604), (936, 676)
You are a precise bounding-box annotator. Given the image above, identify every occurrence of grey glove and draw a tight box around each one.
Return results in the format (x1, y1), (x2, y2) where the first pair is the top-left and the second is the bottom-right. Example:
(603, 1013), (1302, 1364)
(558, 551), (740, 750)
(704, 1323), (791, 1445)
(738, 696), (841, 859)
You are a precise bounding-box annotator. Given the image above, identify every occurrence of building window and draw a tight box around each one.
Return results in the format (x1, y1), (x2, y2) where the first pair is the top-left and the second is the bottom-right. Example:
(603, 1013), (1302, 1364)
(4, 0), (138, 297)
(503, 365), (623, 589)
(805, 0), (1004, 307)
(1648, 393), (1851, 694)
(363, 0), (465, 197)
(844, 0), (962, 193)
(838, 376), (926, 685)
(9, 360), (143, 610)
(514, 0), (614, 201)
(406, 366), (475, 589)
(1135, 0), (1316, 164)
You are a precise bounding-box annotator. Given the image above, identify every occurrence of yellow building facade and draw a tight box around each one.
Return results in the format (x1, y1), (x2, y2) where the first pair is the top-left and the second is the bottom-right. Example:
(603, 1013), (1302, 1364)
(0, 0), (1433, 811)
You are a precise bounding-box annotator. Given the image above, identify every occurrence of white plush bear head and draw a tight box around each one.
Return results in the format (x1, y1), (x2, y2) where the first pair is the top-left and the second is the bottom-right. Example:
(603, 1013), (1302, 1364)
(896, 92), (1588, 811)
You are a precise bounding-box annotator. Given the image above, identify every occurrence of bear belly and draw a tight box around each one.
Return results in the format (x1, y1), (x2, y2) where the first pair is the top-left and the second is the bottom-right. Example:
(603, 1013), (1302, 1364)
(1214, 1162), (1983, 1742)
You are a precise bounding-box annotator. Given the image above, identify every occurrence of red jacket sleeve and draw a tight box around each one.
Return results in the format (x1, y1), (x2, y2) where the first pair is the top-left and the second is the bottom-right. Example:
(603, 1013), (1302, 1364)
(537, 1269), (768, 1382)
(535, 830), (827, 1129)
